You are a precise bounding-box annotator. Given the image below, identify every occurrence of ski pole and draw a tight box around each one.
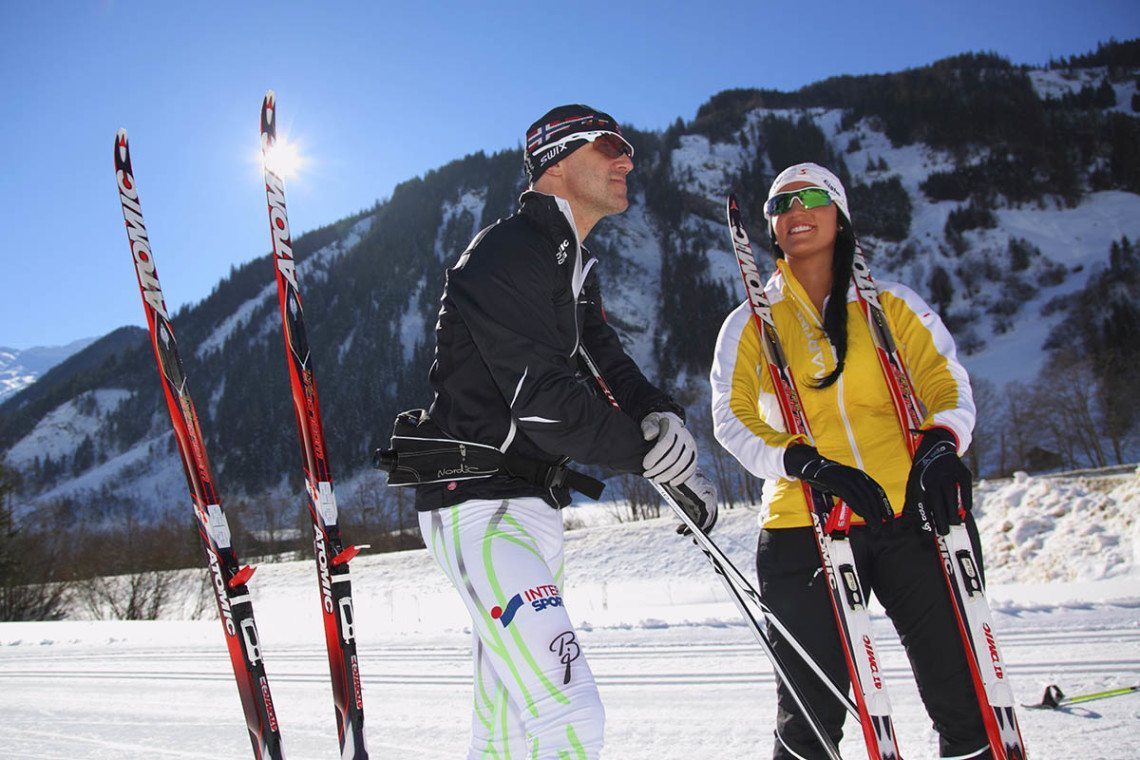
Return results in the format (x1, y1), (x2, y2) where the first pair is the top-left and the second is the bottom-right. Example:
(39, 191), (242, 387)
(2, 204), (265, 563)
(1029, 684), (1138, 709)
(656, 482), (843, 760)
(676, 510), (858, 719)
(576, 342), (846, 756)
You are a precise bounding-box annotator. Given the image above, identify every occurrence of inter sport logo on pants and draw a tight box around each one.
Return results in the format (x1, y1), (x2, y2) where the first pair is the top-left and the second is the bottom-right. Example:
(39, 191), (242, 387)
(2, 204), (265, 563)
(491, 584), (563, 627)
(490, 594), (525, 627)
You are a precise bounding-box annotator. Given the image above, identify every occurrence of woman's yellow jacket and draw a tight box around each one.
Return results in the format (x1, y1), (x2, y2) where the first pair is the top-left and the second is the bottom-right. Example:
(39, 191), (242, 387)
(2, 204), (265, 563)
(710, 259), (974, 529)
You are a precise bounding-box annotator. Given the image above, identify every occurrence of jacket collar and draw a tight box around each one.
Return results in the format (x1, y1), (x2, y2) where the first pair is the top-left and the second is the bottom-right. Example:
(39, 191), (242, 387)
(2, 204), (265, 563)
(519, 190), (578, 246)
(518, 190), (591, 297)
(773, 258), (824, 325)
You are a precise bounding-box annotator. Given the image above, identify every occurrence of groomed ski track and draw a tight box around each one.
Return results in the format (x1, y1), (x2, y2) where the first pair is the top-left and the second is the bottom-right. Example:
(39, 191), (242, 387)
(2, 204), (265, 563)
(1, 604), (1136, 758)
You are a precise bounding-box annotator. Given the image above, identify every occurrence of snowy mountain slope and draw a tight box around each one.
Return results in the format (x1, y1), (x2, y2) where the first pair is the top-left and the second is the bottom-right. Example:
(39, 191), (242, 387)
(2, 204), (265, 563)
(0, 337), (96, 401)
(195, 216), (375, 359)
(589, 198), (668, 375)
(3, 50), (1138, 519)
(965, 190), (1140, 380)
(24, 432), (188, 519)
(4, 389), (132, 470)
(1029, 66), (1140, 114)
(663, 109), (1140, 387)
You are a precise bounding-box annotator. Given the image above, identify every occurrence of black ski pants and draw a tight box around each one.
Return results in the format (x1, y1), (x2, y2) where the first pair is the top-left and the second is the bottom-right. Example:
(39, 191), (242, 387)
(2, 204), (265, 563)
(757, 516), (992, 760)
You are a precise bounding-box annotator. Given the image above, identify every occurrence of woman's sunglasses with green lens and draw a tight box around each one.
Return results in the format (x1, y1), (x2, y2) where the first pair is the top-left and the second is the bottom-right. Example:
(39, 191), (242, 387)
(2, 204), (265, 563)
(765, 187), (834, 217)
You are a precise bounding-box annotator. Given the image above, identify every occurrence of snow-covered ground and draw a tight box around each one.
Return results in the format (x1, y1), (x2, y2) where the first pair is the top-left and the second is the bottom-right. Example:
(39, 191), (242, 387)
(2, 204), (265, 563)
(0, 470), (1136, 758)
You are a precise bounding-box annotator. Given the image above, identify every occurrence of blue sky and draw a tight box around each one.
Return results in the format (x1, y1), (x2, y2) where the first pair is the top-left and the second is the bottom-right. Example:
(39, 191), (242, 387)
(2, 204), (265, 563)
(1, 1), (1137, 349)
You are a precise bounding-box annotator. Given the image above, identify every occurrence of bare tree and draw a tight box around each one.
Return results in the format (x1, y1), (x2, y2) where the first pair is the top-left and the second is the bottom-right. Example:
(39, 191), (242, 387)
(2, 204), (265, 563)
(966, 376), (1005, 477)
(708, 439), (760, 508)
(1030, 357), (1108, 469)
(344, 472), (389, 535)
(77, 571), (175, 620)
(607, 473), (661, 523)
(339, 473), (423, 553)
(1002, 380), (1038, 473)
(0, 465), (71, 621)
(247, 491), (292, 556)
(686, 403), (764, 509)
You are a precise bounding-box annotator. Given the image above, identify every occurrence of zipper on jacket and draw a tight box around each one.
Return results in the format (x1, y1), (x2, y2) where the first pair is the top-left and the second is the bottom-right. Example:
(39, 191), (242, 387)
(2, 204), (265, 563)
(572, 257), (599, 357)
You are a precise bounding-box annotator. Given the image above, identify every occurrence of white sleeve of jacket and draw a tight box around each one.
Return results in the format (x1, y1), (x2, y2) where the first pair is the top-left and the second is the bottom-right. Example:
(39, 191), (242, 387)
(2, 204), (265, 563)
(710, 302), (799, 480)
(882, 282), (976, 455)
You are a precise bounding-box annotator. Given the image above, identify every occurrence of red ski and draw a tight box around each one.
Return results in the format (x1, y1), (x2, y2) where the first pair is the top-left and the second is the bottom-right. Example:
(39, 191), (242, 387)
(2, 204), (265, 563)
(260, 91), (369, 759)
(726, 194), (901, 760)
(114, 129), (284, 759)
(850, 249), (1027, 759)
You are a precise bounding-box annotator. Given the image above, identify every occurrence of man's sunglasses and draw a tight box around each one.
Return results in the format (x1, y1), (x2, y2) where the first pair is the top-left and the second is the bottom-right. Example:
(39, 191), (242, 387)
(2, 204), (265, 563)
(765, 187), (833, 217)
(539, 130), (634, 160)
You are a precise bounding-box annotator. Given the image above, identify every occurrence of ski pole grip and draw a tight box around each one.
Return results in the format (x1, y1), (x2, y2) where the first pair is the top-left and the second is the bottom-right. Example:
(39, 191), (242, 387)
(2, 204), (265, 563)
(373, 448), (398, 472)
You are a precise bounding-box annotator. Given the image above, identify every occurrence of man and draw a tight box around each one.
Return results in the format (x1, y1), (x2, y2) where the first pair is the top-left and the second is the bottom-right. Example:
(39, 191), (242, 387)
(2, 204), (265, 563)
(412, 104), (715, 759)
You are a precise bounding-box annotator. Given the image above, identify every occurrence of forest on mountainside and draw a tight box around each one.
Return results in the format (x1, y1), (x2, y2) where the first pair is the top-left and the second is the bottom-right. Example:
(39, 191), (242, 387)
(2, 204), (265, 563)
(1, 42), (1138, 603)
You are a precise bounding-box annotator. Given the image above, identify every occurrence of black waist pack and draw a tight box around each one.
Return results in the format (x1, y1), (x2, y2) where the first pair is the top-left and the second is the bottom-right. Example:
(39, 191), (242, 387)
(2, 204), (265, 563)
(373, 409), (604, 499)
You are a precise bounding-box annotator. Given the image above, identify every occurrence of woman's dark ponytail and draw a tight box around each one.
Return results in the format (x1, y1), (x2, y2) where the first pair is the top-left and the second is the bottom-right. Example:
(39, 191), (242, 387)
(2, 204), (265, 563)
(809, 221), (856, 389)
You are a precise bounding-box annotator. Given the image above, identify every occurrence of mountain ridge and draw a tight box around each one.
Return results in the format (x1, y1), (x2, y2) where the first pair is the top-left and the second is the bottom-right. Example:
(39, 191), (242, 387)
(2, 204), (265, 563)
(3, 43), (1138, 523)
(0, 337), (99, 402)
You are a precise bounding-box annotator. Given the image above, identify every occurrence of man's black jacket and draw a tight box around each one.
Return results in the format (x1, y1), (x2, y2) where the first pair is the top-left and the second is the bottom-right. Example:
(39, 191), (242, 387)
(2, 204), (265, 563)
(415, 191), (683, 510)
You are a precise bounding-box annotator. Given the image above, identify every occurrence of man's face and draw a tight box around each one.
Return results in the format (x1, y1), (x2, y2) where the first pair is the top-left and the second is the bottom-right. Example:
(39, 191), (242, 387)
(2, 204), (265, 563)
(557, 136), (634, 222)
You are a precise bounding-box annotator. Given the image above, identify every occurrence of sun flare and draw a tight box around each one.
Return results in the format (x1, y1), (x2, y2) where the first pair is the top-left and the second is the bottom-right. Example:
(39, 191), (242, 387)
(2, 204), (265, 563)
(261, 134), (305, 180)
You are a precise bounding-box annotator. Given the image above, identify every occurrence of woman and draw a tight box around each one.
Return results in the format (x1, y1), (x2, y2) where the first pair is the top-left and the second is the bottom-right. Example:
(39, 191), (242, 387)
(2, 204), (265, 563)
(710, 163), (991, 759)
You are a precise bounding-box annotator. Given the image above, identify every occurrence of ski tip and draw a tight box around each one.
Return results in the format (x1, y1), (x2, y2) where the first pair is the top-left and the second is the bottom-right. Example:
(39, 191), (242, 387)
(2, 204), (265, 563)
(115, 129), (130, 167)
(726, 192), (747, 238)
(726, 192), (742, 221)
(261, 91), (276, 136)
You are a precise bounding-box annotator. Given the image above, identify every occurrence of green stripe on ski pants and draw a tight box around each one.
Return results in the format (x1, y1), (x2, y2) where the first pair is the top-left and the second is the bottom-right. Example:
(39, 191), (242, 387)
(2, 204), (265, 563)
(421, 498), (603, 759)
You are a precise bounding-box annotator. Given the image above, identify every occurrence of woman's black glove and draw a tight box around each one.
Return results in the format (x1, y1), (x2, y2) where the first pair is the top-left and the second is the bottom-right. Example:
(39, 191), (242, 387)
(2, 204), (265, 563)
(903, 427), (973, 535)
(784, 444), (893, 528)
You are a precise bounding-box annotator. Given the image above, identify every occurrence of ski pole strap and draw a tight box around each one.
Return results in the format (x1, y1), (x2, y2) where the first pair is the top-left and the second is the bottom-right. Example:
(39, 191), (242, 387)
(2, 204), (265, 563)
(373, 408), (605, 499)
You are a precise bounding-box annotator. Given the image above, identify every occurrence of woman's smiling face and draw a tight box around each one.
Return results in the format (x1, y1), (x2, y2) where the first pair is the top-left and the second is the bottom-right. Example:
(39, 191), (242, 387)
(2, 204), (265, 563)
(771, 180), (839, 262)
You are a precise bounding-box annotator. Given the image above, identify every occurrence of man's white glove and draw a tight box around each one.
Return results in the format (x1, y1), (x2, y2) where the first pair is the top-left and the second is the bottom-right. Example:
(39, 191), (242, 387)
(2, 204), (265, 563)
(640, 411), (698, 486)
(668, 468), (718, 535)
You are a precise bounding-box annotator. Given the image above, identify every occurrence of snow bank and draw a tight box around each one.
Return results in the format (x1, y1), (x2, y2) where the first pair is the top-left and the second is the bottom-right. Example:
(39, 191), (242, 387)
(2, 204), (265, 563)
(976, 468), (1139, 583)
(60, 467), (1136, 640)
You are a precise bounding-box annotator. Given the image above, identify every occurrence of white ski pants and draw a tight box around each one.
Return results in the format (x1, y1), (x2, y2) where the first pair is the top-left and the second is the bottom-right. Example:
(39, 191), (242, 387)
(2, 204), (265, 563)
(419, 498), (604, 759)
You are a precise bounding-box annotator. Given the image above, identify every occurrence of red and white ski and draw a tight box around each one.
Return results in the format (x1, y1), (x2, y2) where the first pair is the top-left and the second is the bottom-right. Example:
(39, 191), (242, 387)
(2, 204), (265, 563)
(850, 249), (1027, 759)
(726, 195), (900, 760)
(260, 91), (369, 759)
(114, 129), (284, 759)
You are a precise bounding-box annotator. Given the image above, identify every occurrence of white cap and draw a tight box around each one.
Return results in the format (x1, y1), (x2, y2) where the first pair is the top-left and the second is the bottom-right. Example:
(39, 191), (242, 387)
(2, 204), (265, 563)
(764, 162), (851, 228)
